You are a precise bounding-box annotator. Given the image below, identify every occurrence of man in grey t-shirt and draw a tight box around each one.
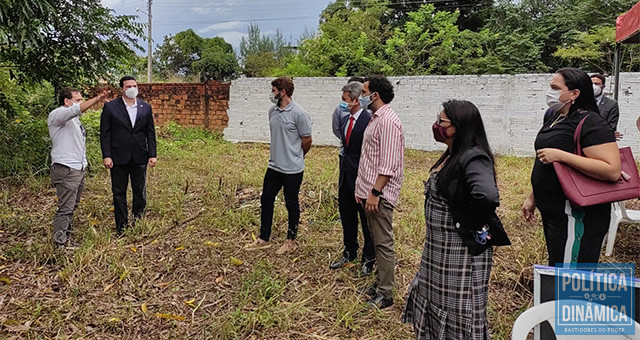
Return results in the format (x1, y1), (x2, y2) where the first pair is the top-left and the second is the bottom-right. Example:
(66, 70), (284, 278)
(247, 77), (312, 255)
(48, 87), (109, 249)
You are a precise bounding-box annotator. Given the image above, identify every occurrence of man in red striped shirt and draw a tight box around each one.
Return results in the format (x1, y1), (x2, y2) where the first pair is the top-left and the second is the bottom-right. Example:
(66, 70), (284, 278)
(354, 75), (404, 309)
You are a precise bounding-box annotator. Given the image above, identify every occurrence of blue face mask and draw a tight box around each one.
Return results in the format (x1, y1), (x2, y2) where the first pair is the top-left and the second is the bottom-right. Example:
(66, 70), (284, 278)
(359, 93), (374, 109)
(339, 101), (349, 111)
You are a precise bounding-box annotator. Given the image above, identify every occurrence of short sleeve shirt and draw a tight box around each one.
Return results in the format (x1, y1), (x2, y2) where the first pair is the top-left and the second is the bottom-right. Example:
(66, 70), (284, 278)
(268, 100), (312, 174)
(531, 110), (615, 212)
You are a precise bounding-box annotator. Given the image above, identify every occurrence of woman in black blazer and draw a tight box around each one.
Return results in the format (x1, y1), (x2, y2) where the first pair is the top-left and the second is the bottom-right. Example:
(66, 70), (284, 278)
(402, 100), (509, 340)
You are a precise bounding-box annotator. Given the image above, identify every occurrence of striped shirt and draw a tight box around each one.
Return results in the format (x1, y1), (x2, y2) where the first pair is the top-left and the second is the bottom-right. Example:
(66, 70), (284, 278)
(355, 104), (404, 207)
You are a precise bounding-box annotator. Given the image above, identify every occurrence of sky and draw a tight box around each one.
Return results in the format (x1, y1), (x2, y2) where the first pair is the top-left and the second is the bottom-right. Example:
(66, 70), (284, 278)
(100, 0), (334, 54)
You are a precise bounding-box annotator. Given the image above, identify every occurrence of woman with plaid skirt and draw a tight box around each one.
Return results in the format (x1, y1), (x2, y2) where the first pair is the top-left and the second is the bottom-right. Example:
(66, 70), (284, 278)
(402, 100), (510, 340)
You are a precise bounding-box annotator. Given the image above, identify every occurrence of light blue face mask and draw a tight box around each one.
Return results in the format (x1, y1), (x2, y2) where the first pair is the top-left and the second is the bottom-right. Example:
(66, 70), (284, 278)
(359, 93), (374, 109)
(339, 101), (349, 111)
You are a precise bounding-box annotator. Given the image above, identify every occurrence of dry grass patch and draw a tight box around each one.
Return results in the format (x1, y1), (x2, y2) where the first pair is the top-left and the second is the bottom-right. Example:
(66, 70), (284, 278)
(1, 130), (638, 339)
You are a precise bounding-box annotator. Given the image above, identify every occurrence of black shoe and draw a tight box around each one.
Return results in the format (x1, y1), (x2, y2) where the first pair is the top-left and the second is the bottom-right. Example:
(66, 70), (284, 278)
(133, 214), (144, 225)
(116, 225), (125, 237)
(361, 261), (374, 277)
(356, 284), (377, 297)
(366, 295), (393, 309)
(329, 256), (355, 270)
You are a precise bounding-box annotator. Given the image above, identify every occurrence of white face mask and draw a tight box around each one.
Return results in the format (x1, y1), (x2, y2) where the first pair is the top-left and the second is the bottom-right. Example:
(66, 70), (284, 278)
(593, 84), (603, 97)
(269, 91), (280, 104)
(358, 93), (374, 109)
(546, 89), (571, 112)
(125, 87), (138, 99)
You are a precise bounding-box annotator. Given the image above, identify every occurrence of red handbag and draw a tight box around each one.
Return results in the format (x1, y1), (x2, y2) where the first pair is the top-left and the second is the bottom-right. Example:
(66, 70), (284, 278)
(553, 115), (640, 207)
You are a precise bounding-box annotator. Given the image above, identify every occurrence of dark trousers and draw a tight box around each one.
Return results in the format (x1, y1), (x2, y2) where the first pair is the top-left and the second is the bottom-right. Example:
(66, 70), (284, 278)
(111, 162), (147, 231)
(540, 201), (610, 266)
(260, 168), (303, 241)
(338, 182), (375, 263)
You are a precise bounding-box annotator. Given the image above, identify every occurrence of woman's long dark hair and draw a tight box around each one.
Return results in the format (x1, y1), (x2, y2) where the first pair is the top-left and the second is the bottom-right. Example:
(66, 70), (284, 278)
(556, 67), (599, 115)
(431, 100), (495, 193)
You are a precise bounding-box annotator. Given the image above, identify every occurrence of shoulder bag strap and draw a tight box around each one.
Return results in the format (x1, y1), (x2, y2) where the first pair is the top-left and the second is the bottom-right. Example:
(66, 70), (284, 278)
(573, 115), (590, 156)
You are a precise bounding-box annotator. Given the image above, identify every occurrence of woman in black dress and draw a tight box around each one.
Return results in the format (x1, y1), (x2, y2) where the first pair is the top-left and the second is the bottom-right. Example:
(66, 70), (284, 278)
(522, 68), (620, 265)
(402, 100), (509, 340)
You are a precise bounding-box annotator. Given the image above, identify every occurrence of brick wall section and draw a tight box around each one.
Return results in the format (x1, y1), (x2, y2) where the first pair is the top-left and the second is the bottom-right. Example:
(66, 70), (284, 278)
(224, 74), (640, 156)
(136, 80), (230, 133)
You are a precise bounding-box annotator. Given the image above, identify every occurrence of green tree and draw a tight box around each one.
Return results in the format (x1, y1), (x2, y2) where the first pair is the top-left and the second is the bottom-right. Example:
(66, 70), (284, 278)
(239, 24), (294, 77)
(243, 53), (282, 77)
(554, 26), (640, 73)
(386, 0), (494, 30)
(155, 29), (239, 81)
(284, 2), (503, 77)
(193, 37), (240, 81)
(384, 4), (505, 75)
(155, 29), (203, 79)
(281, 0), (391, 77)
(383, 4), (463, 75)
(0, 0), (144, 177)
(485, 0), (638, 73)
(0, 0), (144, 90)
(240, 24), (275, 62)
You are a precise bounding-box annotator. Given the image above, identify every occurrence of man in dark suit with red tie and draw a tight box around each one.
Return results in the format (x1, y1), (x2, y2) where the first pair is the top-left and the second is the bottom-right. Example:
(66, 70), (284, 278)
(329, 81), (375, 276)
(100, 76), (157, 235)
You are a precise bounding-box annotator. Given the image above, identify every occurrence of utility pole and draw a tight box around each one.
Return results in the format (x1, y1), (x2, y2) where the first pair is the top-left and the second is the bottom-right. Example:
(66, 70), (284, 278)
(137, 1), (152, 83)
(147, 0), (152, 83)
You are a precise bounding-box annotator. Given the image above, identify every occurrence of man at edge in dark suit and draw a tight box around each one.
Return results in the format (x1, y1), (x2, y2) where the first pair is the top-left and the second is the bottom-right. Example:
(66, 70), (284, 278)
(100, 76), (157, 235)
(591, 73), (621, 139)
(329, 81), (376, 276)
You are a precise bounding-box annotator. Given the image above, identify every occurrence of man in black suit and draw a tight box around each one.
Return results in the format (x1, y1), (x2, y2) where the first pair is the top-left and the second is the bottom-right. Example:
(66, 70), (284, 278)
(591, 74), (621, 139)
(100, 76), (157, 235)
(329, 81), (375, 276)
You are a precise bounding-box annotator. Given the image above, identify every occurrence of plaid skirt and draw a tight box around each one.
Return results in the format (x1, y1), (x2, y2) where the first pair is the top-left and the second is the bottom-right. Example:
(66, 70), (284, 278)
(402, 173), (493, 340)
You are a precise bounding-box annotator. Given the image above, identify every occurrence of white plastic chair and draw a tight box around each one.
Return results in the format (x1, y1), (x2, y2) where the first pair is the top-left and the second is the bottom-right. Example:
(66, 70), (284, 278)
(512, 300), (640, 340)
(605, 202), (640, 256)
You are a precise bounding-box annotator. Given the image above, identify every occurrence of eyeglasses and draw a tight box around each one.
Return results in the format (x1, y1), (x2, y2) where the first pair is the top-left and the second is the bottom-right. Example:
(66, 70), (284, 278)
(436, 115), (451, 125)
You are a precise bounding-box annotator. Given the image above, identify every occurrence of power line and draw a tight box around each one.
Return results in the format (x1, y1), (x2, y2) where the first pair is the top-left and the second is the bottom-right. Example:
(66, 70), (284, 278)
(116, 0), (481, 12)
(154, 16), (318, 26)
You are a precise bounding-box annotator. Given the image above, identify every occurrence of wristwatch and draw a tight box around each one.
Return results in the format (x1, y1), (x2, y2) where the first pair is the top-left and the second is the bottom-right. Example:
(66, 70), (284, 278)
(371, 188), (383, 197)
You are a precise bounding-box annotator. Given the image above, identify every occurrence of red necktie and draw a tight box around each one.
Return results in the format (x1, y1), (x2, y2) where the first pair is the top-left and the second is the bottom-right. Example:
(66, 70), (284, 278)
(346, 116), (355, 146)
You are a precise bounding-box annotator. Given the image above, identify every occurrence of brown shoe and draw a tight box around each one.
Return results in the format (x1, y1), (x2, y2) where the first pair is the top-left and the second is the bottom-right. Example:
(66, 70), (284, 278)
(275, 240), (298, 255)
(245, 238), (270, 250)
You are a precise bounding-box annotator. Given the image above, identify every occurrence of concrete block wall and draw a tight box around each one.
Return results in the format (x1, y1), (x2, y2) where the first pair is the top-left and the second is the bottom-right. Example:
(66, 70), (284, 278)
(224, 73), (640, 156)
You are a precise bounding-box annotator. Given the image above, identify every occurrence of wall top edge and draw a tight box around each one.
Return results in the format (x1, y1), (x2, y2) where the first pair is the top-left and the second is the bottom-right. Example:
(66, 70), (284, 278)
(230, 72), (640, 82)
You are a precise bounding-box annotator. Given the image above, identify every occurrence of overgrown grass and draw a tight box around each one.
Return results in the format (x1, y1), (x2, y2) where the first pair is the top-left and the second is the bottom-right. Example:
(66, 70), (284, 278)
(1, 126), (639, 339)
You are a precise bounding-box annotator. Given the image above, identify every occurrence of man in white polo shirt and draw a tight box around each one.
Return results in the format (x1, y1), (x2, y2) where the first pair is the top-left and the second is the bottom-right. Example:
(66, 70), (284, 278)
(48, 87), (109, 248)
